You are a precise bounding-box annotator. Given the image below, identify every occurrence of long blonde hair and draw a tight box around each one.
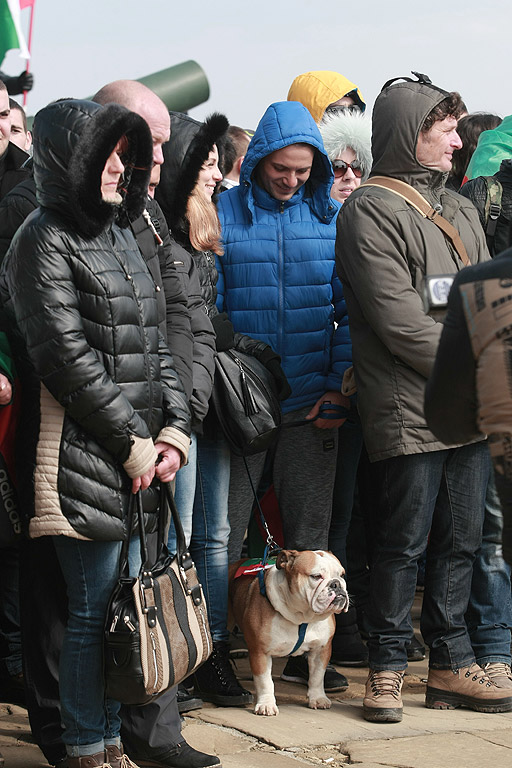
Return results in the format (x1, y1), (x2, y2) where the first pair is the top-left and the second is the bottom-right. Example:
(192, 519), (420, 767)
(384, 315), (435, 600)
(186, 187), (224, 256)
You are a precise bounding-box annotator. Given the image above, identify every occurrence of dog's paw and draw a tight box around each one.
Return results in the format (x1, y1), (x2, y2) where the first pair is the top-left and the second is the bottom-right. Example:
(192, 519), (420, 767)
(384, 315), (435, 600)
(254, 700), (279, 716)
(308, 695), (332, 710)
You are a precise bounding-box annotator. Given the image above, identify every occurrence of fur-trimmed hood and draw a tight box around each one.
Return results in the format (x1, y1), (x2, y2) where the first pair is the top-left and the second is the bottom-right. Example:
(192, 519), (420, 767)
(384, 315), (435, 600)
(32, 99), (152, 238)
(319, 110), (372, 182)
(155, 111), (229, 233)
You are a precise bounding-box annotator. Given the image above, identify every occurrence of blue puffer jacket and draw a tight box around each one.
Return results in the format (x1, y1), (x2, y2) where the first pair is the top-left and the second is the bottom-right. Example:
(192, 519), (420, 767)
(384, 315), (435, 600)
(216, 101), (351, 414)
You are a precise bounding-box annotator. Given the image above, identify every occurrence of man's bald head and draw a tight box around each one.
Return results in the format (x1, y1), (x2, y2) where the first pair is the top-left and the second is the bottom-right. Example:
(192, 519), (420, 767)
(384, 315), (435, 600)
(93, 80), (170, 177)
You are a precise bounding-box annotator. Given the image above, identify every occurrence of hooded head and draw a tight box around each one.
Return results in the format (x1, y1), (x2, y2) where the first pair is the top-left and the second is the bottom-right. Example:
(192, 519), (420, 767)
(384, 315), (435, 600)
(238, 101), (336, 222)
(287, 71), (365, 124)
(155, 111), (229, 233)
(370, 75), (464, 190)
(32, 99), (153, 238)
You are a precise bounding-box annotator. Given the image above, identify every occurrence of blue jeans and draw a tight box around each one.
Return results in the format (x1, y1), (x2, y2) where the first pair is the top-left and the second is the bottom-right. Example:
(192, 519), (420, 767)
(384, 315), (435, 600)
(466, 470), (512, 664)
(367, 442), (489, 671)
(169, 430), (231, 644)
(171, 432), (197, 548)
(53, 535), (140, 757)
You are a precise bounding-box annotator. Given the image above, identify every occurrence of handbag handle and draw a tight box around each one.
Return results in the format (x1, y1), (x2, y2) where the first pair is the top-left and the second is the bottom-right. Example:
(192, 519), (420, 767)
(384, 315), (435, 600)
(117, 490), (148, 579)
(159, 482), (204, 606)
(158, 482), (187, 562)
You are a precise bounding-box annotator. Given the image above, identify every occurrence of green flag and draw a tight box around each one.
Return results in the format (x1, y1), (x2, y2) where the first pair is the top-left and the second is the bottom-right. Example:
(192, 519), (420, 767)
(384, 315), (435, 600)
(0, 0), (29, 63)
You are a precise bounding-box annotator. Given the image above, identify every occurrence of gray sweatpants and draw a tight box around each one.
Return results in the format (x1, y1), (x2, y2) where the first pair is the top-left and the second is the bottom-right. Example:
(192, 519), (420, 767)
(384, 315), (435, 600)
(228, 406), (338, 562)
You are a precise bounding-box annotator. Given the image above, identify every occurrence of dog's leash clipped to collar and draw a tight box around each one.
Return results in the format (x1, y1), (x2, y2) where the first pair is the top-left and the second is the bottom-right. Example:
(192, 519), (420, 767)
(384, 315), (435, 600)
(257, 552), (308, 655)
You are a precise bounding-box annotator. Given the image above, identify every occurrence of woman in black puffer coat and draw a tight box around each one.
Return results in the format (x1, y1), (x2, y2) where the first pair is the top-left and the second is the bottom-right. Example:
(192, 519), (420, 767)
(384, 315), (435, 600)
(0, 99), (191, 768)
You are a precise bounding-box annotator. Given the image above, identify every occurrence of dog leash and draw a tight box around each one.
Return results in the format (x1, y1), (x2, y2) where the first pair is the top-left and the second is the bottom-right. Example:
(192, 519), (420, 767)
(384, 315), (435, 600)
(243, 402), (349, 655)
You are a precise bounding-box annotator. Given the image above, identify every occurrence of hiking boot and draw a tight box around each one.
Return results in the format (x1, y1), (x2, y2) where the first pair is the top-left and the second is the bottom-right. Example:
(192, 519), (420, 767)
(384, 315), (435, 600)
(483, 662), (512, 689)
(363, 669), (404, 722)
(280, 654), (348, 692)
(0, 750), (4, 768)
(66, 754), (108, 768)
(406, 634), (426, 662)
(192, 641), (253, 707)
(130, 740), (220, 767)
(426, 663), (512, 712)
(104, 744), (140, 767)
(177, 683), (203, 713)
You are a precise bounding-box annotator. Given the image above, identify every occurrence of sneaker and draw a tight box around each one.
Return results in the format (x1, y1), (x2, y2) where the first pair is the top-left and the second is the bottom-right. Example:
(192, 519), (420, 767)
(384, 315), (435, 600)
(105, 744), (140, 767)
(130, 740), (221, 768)
(177, 684), (203, 713)
(483, 662), (512, 689)
(426, 663), (512, 712)
(363, 669), (404, 722)
(280, 654), (348, 692)
(406, 634), (426, 662)
(192, 641), (253, 707)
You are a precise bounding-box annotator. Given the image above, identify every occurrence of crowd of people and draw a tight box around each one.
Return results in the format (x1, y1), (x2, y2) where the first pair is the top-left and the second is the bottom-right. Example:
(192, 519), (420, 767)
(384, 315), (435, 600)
(0, 66), (511, 768)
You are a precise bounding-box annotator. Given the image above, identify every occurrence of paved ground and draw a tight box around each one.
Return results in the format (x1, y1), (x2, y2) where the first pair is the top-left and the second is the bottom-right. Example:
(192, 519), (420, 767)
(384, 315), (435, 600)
(2, 594), (512, 767)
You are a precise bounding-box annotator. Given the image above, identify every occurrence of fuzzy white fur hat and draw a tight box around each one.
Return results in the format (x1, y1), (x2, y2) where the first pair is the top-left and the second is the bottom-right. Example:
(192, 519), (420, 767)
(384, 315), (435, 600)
(319, 111), (372, 182)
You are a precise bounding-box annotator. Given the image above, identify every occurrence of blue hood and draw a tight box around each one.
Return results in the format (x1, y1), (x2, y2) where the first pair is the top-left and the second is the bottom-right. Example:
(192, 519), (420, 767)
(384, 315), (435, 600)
(239, 101), (336, 223)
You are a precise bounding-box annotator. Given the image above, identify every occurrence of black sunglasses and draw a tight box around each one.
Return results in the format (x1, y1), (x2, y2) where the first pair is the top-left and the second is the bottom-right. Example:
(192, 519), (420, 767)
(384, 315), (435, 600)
(332, 159), (363, 178)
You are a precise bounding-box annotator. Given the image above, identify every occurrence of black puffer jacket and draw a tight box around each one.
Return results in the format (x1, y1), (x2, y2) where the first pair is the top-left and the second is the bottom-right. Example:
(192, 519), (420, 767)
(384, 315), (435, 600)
(459, 159), (512, 256)
(0, 100), (191, 541)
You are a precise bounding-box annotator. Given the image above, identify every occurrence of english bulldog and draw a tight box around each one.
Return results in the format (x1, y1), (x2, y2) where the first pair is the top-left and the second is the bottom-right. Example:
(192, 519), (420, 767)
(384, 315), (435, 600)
(228, 549), (348, 716)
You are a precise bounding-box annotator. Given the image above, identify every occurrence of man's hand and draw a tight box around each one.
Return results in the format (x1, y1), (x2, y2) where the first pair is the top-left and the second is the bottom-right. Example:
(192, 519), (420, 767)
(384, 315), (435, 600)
(154, 441), (182, 483)
(306, 391), (350, 430)
(0, 374), (12, 406)
(131, 463), (156, 494)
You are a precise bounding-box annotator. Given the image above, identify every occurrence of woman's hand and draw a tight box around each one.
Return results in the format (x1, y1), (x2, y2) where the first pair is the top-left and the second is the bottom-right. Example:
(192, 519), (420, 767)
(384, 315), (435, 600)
(131, 463), (156, 494)
(154, 441), (182, 483)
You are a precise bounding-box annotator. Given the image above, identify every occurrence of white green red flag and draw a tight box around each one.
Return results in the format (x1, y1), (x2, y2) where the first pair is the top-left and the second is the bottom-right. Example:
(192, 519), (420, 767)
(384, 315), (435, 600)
(0, 0), (32, 62)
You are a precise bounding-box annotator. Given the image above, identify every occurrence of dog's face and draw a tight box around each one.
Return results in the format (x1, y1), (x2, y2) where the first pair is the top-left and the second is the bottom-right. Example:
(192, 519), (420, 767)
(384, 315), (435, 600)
(275, 550), (348, 616)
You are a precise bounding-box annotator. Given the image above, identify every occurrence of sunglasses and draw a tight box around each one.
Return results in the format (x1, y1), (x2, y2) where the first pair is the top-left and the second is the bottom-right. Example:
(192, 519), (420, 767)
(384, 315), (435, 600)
(332, 159), (363, 178)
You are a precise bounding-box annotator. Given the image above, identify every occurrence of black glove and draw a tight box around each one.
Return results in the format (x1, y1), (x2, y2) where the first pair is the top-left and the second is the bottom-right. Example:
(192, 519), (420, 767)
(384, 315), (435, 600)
(264, 357), (292, 401)
(211, 312), (235, 352)
(16, 71), (33, 92)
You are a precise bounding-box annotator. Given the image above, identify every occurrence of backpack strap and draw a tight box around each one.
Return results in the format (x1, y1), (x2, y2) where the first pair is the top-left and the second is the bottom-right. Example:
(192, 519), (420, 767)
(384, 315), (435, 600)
(483, 176), (503, 250)
(361, 176), (470, 267)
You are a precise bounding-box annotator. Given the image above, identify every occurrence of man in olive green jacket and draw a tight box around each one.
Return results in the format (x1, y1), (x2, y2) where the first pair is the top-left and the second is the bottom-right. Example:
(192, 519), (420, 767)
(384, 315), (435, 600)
(336, 74), (512, 722)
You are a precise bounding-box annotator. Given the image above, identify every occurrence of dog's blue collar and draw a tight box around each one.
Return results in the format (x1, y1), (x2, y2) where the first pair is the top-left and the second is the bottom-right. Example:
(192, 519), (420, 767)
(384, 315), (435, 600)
(258, 568), (308, 654)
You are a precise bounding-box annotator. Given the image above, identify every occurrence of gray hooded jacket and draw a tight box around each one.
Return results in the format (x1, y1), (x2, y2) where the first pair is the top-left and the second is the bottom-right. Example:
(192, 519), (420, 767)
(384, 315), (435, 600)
(336, 80), (489, 461)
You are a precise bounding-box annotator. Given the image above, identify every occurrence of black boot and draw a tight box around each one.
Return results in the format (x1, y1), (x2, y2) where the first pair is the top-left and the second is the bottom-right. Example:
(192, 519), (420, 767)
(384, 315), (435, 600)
(330, 606), (369, 667)
(192, 641), (253, 707)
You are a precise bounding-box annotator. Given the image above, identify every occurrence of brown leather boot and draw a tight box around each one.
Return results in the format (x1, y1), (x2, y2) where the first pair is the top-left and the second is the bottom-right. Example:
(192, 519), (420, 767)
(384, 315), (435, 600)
(483, 662), (512, 689)
(363, 669), (404, 722)
(66, 754), (107, 768)
(426, 663), (512, 712)
(104, 744), (140, 768)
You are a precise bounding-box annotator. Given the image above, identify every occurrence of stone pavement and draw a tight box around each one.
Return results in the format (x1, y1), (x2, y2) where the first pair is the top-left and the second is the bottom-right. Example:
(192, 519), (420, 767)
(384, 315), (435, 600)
(2, 651), (512, 768)
(2, 594), (512, 767)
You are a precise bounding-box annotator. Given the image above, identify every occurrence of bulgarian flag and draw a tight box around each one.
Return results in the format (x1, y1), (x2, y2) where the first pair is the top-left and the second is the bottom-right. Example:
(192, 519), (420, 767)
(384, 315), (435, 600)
(0, 0), (33, 62)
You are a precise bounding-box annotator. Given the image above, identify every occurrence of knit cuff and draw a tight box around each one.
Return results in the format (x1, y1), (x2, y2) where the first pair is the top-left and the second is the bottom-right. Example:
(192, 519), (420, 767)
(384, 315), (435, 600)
(156, 427), (190, 466)
(123, 435), (158, 479)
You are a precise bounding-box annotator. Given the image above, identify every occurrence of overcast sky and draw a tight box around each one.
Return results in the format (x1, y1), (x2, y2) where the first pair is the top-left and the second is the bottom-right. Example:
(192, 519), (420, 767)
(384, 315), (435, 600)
(3, 0), (511, 130)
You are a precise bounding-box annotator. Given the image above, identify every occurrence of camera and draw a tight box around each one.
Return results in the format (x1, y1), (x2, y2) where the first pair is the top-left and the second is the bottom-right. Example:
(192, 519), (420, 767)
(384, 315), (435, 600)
(424, 274), (455, 311)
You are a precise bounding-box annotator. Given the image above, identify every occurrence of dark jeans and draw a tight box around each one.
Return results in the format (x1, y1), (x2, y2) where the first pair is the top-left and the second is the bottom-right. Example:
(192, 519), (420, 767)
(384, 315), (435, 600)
(0, 544), (22, 678)
(329, 406), (364, 569)
(367, 442), (489, 671)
